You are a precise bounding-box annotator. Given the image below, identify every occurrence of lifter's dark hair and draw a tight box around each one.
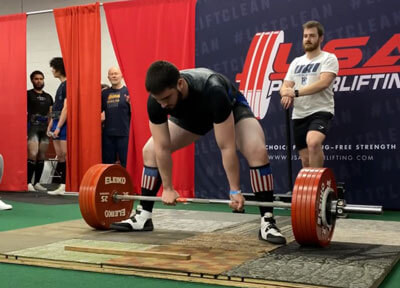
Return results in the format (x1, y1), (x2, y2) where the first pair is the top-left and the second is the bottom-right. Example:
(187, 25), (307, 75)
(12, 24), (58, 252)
(49, 57), (66, 77)
(303, 20), (324, 37)
(30, 70), (44, 81)
(145, 61), (180, 94)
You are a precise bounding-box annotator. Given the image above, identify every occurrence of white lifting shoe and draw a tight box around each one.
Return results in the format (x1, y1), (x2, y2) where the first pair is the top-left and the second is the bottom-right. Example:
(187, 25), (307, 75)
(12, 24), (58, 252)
(259, 212), (287, 245)
(110, 210), (153, 232)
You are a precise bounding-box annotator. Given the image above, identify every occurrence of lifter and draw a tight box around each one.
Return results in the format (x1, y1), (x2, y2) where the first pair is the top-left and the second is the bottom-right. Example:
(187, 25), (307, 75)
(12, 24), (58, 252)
(111, 61), (286, 245)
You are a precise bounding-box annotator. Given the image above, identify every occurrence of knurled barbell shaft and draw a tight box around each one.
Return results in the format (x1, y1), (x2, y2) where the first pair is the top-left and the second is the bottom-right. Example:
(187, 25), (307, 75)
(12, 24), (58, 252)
(55, 190), (385, 216)
(67, 191), (383, 215)
(113, 194), (292, 209)
(113, 194), (383, 215)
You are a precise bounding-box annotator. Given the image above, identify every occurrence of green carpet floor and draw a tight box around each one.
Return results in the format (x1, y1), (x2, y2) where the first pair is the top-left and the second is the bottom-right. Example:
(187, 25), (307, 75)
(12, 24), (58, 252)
(0, 200), (399, 288)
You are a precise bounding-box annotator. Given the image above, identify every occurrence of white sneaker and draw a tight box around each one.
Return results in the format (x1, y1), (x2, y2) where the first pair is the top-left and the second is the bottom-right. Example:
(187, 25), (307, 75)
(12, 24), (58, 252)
(28, 183), (36, 192)
(259, 212), (286, 244)
(47, 184), (65, 195)
(0, 200), (12, 210)
(34, 183), (47, 192)
(110, 210), (153, 231)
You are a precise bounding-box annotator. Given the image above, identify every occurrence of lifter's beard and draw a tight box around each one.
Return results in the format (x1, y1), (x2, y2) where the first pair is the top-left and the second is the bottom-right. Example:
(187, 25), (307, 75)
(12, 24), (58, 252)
(165, 90), (184, 112)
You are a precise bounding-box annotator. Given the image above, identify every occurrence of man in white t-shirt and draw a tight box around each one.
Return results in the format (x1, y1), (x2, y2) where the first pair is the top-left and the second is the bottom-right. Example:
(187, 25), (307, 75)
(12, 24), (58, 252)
(280, 20), (339, 167)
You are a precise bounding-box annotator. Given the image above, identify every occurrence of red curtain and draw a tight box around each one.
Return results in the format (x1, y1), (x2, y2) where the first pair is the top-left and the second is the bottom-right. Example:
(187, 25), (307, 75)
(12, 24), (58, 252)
(53, 3), (102, 192)
(104, 0), (196, 197)
(0, 14), (27, 191)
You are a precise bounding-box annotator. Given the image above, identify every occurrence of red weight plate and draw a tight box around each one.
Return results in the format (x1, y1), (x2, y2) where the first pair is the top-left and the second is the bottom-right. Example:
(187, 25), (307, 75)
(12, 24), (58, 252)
(301, 169), (318, 244)
(296, 169), (310, 244)
(85, 164), (108, 228)
(304, 168), (322, 245)
(291, 169), (309, 244)
(297, 168), (337, 246)
(292, 168), (316, 245)
(79, 164), (99, 228)
(310, 168), (337, 247)
(79, 164), (134, 229)
(79, 164), (110, 229)
(292, 168), (339, 246)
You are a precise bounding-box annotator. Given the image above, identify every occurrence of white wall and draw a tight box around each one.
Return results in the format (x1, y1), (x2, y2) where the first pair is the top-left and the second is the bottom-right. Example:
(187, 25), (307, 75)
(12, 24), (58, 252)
(0, 0), (120, 97)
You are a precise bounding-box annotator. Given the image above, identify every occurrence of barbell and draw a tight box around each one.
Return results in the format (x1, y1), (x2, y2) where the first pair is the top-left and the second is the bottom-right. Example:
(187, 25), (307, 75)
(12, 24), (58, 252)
(78, 164), (382, 247)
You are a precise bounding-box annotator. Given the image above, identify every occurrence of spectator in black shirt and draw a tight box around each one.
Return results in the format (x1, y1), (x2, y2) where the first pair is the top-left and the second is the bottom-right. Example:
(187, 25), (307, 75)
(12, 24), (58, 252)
(27, 70), (53, 192)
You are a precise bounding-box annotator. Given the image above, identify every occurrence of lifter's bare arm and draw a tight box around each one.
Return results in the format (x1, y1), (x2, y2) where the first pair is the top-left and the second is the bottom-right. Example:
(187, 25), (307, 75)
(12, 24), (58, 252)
(214, 112), (245, 211)
(149, 121), (179, 205)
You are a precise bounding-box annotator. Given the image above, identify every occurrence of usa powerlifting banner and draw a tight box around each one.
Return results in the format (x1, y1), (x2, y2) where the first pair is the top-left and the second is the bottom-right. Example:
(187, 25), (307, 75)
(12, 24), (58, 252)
(194, 0), (400, 209)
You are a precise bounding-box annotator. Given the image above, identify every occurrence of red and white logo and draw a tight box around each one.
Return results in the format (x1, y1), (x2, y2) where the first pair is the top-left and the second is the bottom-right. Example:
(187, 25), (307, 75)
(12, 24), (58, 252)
(236, 31), (284, 119)
(236, 32), (400, 119)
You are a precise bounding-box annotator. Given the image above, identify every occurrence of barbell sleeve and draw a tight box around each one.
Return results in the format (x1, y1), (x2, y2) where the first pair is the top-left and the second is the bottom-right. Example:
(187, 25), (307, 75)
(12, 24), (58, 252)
(342, 204), (382, 215)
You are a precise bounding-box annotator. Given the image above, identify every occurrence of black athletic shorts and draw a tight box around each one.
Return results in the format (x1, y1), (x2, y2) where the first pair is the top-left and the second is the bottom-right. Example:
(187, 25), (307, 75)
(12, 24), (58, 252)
(292, 111), (333, 150)
(169, 103), (255, 135)
(28, 123), (49, 143)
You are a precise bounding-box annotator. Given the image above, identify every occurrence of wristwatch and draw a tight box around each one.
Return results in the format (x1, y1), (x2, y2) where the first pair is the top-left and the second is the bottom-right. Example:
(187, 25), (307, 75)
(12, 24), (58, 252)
(294, 89), (299, 97)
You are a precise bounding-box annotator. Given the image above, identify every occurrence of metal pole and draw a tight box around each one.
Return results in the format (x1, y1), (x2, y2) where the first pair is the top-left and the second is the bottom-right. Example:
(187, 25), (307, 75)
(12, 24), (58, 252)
(285, 108), (293, 193)
(25, 3), (104, 16)
(0, 154), (4, 184)
(26, 9), (53, 16)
